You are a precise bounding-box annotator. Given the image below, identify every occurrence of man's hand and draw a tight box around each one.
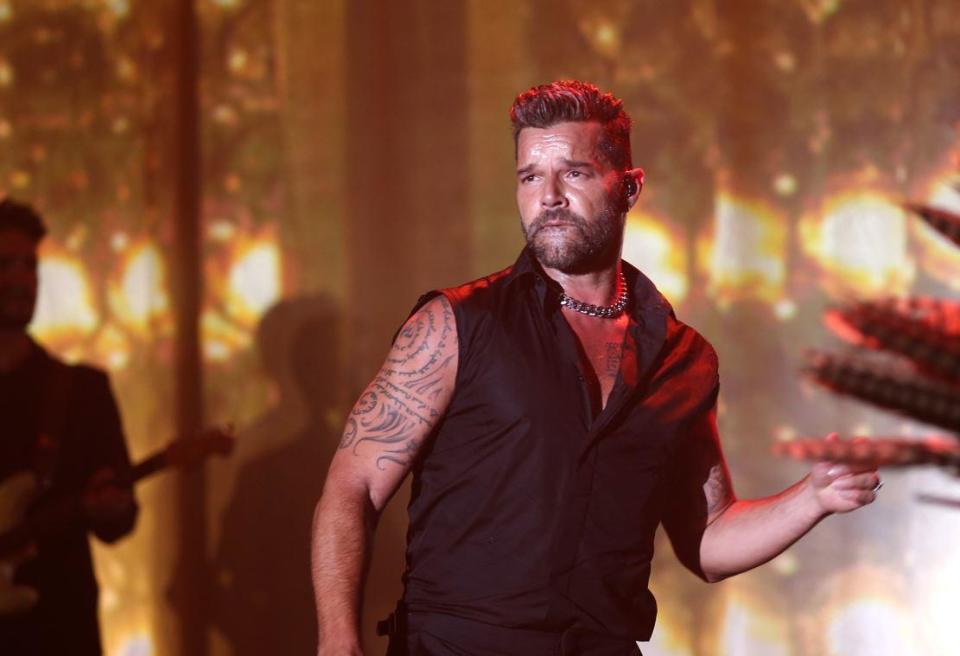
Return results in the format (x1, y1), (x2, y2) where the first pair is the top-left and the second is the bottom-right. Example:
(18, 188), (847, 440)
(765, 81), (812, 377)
(81, 468), (135, 525)
(809, 434), (881, 514)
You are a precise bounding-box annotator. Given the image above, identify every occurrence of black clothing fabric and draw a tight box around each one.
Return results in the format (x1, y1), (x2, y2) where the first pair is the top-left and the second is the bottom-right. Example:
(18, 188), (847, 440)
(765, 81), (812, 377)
(400, 249), (719, 654)
(392, 611), (643, 656)
(0, 341), (137, 656)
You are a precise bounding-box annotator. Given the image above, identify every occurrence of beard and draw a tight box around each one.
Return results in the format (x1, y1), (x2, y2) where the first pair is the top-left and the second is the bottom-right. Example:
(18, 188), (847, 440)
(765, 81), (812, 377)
(0, 289), (35, 331)
(521, 204), (624, 274)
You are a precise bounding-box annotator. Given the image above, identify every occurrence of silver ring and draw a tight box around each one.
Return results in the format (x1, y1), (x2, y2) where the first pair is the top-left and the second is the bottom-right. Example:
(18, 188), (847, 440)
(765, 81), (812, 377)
(872, 480), (884, 493)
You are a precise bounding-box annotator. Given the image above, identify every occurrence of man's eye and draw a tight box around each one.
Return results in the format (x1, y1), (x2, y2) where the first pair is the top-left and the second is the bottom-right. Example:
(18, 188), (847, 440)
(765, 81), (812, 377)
(568, 170), (583, 179)
(522, 175), (536, 183)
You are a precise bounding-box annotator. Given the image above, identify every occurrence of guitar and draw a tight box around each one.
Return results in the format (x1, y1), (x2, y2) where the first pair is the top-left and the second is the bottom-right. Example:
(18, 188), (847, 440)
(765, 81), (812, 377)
(0, 426), (234, 615)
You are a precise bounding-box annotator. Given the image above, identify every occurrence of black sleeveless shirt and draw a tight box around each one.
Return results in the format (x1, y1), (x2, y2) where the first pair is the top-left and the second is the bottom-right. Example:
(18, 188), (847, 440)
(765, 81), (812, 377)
(401, 249), (719, 644)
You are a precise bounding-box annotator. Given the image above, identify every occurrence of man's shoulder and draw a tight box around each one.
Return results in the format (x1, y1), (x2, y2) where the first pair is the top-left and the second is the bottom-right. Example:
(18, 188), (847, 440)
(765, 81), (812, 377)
(400, 262), (522, 342)
(664, 312), (719, 375)
(37, 345), (112, 389)
(432, 262), (524, 309)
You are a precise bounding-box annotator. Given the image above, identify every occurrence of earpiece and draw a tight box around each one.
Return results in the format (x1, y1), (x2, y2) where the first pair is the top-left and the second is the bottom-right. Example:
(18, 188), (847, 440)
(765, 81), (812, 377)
(623, 177), (638, 199)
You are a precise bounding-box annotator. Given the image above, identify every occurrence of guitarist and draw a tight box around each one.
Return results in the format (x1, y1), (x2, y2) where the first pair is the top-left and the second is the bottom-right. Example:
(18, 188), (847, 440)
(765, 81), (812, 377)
(0, 198), (137, 656)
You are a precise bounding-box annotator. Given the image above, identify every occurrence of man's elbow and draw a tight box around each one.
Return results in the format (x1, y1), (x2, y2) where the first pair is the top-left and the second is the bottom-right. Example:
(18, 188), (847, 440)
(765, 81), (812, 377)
(314, 472), (380, 535)
(700, 567), (732, 584)
(679, 556), (730, 584)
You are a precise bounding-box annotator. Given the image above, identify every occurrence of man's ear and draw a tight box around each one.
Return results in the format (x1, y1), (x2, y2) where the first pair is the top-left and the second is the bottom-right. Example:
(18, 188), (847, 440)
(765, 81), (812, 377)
(624, 167), (644, 211)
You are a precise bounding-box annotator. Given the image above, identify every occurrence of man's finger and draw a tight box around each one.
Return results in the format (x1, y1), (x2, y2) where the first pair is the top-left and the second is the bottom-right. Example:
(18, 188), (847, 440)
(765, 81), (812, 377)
(840, 488), (878, 504)
(831, 472), (880, 490)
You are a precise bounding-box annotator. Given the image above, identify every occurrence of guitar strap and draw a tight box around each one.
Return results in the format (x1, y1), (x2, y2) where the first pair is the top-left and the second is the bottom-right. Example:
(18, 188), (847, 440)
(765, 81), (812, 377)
(33, 357), (74, 492)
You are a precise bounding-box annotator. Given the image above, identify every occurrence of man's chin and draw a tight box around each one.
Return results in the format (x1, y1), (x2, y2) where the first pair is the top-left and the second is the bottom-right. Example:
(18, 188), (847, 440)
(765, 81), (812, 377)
(0, 315), (32, 332)
(531, 246), (593, 273)
(529, 241), (572, 270)
(529, 240), (615, 274)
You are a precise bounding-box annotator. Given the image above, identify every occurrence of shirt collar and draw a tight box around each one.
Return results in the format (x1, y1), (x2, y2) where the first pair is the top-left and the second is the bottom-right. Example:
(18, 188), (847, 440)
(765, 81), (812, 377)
(507, 247), (673, 324)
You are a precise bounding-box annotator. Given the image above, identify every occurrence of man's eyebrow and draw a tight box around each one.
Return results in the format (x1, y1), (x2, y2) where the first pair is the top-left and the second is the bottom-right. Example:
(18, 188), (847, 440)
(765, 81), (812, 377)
(517, 159), (597, 176)
(560, 158), (597, 169)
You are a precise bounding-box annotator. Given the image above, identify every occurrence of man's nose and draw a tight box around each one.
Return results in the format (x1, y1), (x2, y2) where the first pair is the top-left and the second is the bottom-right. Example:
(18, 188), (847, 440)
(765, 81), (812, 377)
(540, 176), (568, 209)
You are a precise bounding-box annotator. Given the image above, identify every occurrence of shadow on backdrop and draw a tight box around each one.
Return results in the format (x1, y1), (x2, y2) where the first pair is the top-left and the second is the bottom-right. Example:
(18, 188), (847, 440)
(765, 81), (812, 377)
(209, 296), (345, 655)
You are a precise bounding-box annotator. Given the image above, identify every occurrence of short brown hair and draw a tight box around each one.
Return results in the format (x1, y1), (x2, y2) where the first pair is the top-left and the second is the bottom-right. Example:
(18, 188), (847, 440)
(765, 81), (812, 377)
(0, 197), (47, 242)
(509, 80), (633, 170)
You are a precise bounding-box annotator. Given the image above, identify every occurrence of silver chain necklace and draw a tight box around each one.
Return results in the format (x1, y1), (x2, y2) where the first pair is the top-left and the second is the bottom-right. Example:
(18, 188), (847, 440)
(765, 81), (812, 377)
(558, 272), (629, 318)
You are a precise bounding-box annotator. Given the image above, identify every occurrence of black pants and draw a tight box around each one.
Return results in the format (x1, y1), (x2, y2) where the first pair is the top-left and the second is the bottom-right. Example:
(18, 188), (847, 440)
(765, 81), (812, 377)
(386, 611), (643, 656)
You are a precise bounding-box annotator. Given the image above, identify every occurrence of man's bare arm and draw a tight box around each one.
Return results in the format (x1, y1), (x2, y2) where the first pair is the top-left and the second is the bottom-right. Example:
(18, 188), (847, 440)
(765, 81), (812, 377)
(311, 295), (458, 654)
(664, 409), (880, 583)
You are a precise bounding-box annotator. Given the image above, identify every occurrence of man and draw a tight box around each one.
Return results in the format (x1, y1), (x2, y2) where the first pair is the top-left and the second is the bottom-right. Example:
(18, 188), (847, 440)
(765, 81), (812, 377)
(0, 198), (137, 655)
(312, 81), (879, 655)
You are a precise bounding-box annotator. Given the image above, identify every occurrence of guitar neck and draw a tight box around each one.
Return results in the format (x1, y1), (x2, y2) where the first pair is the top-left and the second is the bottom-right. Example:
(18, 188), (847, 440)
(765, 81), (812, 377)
(123, 452), (169, 486)
(0, 449), (168, 558)
(0, 428), (232, 559)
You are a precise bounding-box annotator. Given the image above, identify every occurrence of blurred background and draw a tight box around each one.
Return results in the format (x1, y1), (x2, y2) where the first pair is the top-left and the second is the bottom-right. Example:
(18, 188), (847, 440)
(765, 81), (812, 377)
(2, 0), (960, 654)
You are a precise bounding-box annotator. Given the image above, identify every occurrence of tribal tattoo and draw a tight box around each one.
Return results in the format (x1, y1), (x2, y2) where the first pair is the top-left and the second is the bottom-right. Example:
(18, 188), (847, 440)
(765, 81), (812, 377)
(340, 297), (456, 470)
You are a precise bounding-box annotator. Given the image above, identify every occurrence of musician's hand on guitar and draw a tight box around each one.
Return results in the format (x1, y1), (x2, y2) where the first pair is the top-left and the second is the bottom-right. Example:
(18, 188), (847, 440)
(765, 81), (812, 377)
(81, 469), (135, 525)
(809, 434), (881, 514)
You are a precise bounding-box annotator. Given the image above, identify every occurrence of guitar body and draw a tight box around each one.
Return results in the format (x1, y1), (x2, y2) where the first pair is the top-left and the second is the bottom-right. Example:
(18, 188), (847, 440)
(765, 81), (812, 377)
(0, 471), (41, 615)
(0, 427), (233, 616)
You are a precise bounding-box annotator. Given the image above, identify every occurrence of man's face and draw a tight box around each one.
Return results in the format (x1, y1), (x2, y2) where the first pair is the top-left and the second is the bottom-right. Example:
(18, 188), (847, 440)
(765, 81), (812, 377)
(516, 121), (625, 273)
(0, 229), (39, 330)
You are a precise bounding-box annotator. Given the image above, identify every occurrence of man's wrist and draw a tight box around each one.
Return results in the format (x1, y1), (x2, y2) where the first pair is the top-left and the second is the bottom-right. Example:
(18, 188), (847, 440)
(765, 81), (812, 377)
(317, 624), (363, 656)
(317, 637), (363, 656)
(801, 474), (834, 522)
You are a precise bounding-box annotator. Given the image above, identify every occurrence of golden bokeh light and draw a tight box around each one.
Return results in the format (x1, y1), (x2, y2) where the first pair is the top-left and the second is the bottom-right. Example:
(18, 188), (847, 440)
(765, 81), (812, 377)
(201, 308), (252, 362)
(814, 564), (917, 656)
(105, 629), (154, 656)
(646, 621), (693, 656)
(720, 595), (791, 656)
(107, 239), (172, 336)
(800, 189), (914, 298)
(31, 244), (99, 353)
(828, 598), (915, 656)
(92, 322), (132, 371)
(700, 192), (787, 308)
(104, 0), (130, 19)
(622, 211), (688, 304)
(224, 230), (282, 328)
(203, 224), (283, 361)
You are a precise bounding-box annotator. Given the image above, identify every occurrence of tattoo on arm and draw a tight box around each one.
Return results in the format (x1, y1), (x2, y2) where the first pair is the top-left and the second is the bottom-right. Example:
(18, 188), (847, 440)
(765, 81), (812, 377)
(705, 464), (734, 517)
(339, 297), (456, 470)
